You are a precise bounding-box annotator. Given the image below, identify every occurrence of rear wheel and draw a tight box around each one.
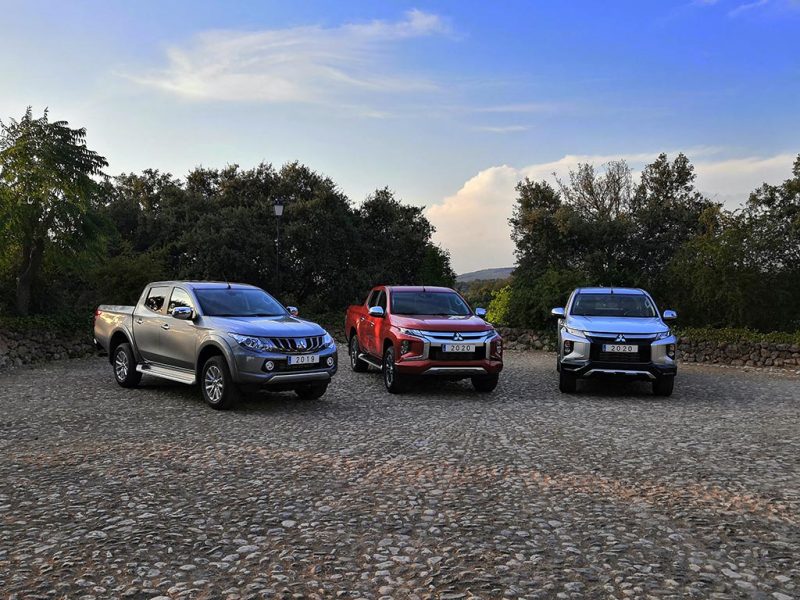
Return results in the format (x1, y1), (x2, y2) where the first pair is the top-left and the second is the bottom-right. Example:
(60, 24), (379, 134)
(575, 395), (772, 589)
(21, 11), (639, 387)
(349, 335), (368, 372)
(201, 356), (239, 410)
(295, 383), (329, 400)
(559, 369), (577, 393)
(382, 346), (407, 394)
(652, 376), (675, 397)
(472, 373), (499, 393)
(113, 343), (141, 388)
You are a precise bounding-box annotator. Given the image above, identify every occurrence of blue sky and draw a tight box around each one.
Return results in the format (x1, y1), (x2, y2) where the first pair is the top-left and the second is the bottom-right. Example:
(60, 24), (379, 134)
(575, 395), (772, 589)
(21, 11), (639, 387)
(1, 0), (798, 272)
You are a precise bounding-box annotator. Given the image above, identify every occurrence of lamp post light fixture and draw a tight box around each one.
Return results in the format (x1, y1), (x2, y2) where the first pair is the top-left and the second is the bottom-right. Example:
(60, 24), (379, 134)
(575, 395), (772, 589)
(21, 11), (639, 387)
(273, 197), (285, 296)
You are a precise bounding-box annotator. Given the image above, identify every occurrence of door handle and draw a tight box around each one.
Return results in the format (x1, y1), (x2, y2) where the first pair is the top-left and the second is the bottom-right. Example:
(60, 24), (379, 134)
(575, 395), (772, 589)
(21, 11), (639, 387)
(161, 323), (170, 330)
(359, 316), (365, 321)
(136, 318), (143, 324)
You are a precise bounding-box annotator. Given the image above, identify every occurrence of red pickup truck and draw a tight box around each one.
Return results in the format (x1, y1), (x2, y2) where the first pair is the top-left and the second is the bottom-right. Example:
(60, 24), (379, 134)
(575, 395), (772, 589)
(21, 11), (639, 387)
(345, 285), (503, 393)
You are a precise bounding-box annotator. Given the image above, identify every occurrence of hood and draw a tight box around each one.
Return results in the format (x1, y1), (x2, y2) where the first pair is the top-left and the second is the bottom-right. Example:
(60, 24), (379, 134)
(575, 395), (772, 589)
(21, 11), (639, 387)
(391, 314), (493, 332)
(566, 315), (668, 335)
(203, 315), (326, 337)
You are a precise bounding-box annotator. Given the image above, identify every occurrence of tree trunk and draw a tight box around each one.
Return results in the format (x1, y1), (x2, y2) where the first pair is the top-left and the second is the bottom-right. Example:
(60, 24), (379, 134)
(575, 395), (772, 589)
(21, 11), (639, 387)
(16, 238), (44, 316)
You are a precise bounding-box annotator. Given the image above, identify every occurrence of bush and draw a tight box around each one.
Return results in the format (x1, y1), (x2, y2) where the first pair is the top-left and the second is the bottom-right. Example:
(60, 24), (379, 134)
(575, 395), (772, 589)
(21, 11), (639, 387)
(677, 327), (800, 346)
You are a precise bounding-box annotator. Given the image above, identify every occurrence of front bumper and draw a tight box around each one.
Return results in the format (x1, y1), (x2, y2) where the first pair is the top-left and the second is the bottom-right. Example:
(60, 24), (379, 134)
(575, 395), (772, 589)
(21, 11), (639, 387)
(559, 332), (677, 381)
(230, 344), (338, 389)
(393, 329), (503, 378)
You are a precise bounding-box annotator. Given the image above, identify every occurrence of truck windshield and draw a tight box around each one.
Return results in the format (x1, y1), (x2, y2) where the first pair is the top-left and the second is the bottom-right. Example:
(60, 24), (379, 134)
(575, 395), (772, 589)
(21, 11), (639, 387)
(391, 291), (472, 316)
(194, 288), (286, 317)
(571, 293), (657, 318)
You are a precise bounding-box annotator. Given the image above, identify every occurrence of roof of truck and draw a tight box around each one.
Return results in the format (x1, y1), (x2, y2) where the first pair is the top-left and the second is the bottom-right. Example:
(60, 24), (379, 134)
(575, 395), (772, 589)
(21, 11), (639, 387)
(149, 281), (259, 290)
(384, 285), (456, 293)
(576, 287), (646, 295)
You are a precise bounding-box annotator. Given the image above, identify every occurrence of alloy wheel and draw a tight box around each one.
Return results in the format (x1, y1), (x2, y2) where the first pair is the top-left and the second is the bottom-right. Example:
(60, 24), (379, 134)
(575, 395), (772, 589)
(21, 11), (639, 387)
(204, 365), (224, 404)
(114, 350), (129, 381)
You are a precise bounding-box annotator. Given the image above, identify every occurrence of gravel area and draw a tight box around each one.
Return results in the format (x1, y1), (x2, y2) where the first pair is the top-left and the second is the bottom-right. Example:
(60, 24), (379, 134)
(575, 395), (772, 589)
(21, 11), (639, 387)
(1, 350), (798, 599)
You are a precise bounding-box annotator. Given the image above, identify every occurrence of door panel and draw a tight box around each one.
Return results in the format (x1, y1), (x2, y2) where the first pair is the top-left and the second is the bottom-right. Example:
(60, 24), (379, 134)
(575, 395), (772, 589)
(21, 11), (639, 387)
(159, 287), (199, 370)
(133, 286), (170, 363)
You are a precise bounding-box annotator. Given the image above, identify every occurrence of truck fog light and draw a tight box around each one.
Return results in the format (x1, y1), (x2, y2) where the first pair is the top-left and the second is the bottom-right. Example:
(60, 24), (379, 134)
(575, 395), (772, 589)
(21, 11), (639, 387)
(326, 356), (334, 367)
(564, 340), (574, 355)
(264, 360), (275, 371)
(667, 344), (676, 359)
(400, 340), (410, 355)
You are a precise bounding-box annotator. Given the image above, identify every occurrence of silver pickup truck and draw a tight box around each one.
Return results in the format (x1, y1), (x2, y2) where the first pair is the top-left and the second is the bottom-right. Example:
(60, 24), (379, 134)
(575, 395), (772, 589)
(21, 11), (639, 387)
(93, 281), (337, 409)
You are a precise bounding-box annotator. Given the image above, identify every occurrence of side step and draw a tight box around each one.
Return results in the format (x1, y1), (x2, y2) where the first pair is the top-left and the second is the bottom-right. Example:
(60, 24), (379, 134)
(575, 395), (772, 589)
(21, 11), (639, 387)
(137, 363), (196, 385)
(358, 353), (382, 369)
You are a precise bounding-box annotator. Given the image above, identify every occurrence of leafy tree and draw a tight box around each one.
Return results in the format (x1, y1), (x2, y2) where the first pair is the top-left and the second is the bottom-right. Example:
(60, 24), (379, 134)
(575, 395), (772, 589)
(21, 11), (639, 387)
(0, 108), (107, 314)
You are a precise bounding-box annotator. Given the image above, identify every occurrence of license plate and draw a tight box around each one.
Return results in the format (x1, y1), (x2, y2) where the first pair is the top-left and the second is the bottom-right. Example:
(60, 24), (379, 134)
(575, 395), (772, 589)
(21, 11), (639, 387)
(287, 354), (319, 365)
(442, 344), (476, 353)
(602, 344), (638, 353)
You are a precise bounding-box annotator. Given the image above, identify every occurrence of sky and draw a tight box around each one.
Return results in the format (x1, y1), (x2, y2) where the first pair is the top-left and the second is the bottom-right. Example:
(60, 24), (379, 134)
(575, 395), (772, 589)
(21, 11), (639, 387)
(1, 0), (798, 273)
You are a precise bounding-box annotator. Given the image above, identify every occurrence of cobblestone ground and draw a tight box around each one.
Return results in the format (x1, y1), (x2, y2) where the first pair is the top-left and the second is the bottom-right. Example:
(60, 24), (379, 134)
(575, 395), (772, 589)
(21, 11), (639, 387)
(1, 351), (798, 600)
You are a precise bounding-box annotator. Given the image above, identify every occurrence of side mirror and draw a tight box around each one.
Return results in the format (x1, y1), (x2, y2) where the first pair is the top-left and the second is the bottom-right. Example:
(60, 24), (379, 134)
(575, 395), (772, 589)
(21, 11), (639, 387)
(475, 307), (487, 318)
(287, 306), (299, 317)
(663, 309), (677, 321)
(172, 306), (194, 320)
(368, 306), (385, 318)
(551, 307), (565, 318)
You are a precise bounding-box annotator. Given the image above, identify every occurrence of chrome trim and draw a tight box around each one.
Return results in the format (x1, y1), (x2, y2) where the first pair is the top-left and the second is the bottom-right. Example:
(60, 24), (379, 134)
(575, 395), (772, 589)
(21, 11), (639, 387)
(270, 335), (326, 353)
(584, 368), (656, 380)
(424, 366), (487, 375)
(136, 363), (197, 385)
(357, 353), (382, 369)
(551, 307), (565, 318)
(663, 309), (678, 321)
(399, 329), (497, 361)
(171, 306), (194, 320)
(266, 372), (332, 384)
(475, 307), (487, 318)
(368, 306), (385, 318)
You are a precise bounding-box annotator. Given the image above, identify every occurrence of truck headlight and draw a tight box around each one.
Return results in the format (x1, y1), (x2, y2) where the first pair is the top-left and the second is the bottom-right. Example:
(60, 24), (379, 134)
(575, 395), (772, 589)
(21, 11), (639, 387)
(322, 332), (335, 348)
(563, 326), (587, 338)
(655, 330), (673, 341)
(396, 327), (426, 338)
(229, 333), (276, 352)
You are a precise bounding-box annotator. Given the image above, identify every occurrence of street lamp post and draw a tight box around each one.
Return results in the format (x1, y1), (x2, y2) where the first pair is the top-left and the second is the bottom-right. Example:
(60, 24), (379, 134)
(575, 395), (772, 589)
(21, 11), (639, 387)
(273, 198), (285, 297)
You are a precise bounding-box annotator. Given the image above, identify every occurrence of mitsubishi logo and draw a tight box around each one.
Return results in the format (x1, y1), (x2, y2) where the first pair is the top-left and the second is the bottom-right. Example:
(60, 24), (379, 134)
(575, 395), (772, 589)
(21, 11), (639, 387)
(453, 332), (464, 341)
(615, 334), (626, 343)
(296, 339), (307, 350)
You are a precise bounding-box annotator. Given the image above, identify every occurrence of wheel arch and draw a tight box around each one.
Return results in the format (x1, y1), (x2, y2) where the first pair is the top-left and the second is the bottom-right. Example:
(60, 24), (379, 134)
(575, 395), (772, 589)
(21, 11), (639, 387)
(196, 339), (236, 380)
(108, 330), (132, 364)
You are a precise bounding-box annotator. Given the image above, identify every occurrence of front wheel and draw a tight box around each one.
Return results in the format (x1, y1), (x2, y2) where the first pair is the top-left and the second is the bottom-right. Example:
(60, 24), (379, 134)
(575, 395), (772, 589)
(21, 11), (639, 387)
(295, 383), (329, 400)
(472, 373), (499, 393)
(652, 376), (675, 397)
(349, 336), (368, 372)
(201, 356), (239, 410)
(382, 346), (407, 394)
(113, 343), (142, 388)
(559, 369), (577, 393)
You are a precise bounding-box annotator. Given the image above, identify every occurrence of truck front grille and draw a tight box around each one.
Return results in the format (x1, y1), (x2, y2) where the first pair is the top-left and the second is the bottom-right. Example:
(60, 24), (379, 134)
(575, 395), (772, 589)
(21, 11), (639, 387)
(270, 336), (326, 353)
(589, 337), (652, 363)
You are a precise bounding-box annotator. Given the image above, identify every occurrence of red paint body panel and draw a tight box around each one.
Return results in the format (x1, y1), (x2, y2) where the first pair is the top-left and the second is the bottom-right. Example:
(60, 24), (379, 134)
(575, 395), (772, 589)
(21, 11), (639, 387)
(345, 285), (504, 376)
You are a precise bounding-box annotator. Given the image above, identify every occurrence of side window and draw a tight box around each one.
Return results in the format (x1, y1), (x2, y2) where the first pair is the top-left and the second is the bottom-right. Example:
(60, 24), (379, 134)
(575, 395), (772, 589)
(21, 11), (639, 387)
(376, 291), (387, 311)
(367, 290), (380, 308)
(145, 287), (169, 313)
(168, 288), (195, 313)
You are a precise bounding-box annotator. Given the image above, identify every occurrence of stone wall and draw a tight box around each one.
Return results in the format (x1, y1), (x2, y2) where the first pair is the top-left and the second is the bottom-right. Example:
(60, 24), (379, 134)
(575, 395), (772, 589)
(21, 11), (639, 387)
(496, 326), (799, 370)
(0, 328), (95, 371)
(679, 338), (800, 369)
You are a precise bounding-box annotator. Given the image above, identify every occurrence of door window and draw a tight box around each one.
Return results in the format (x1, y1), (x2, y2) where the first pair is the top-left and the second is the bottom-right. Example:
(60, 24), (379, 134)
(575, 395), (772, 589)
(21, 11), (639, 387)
(376, 291), (387, 311)
(168, 288), (195, 314)
(144, 287), (169, 313)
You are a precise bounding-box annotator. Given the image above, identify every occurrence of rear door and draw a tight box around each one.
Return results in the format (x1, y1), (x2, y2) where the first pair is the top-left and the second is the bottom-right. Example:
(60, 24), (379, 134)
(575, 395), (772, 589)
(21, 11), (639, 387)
(133, 285), (170, 363)
(159, 286), (199, 370)
(364, 289), (387, 357)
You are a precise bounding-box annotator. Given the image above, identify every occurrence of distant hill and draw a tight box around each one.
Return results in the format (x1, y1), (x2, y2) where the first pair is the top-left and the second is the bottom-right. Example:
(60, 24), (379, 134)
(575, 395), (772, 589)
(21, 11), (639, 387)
(456, 267), (514, 283)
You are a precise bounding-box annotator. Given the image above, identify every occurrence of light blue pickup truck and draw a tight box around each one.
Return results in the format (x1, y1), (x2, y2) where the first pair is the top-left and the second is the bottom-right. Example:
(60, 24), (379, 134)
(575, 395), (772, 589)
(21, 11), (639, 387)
(552, 287), (678, 396)
(93, 281), (337, 409)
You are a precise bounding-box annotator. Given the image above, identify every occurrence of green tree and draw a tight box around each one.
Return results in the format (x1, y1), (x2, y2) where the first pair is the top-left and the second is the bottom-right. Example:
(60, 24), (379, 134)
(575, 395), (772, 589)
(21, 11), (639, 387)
(0, 108), (107, 314)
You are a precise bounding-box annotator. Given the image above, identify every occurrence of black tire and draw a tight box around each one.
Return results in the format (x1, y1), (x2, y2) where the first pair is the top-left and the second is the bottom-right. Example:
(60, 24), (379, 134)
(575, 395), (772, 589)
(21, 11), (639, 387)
(200, 355), (239, 410)
(349, 335), (368, 372)
(472, 373), (499, 393)
(382, 345), (407, 394)
(559, 369), (577, 393)
(653, 376), (675, 397)
(113, 342), (142, 388)
(295, 383), (329, 400)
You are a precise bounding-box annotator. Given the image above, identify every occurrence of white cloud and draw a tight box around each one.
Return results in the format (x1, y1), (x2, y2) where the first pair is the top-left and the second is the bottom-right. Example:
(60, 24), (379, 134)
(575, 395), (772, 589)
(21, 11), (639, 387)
(128, 10), (449, 103)
(473, 125), (530, 133)
(427, 151), (796, 274)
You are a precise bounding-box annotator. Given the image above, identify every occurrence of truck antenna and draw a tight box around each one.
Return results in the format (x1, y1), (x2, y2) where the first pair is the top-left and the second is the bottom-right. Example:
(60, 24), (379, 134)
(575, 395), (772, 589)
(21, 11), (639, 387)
(223, 273), (231, 289)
